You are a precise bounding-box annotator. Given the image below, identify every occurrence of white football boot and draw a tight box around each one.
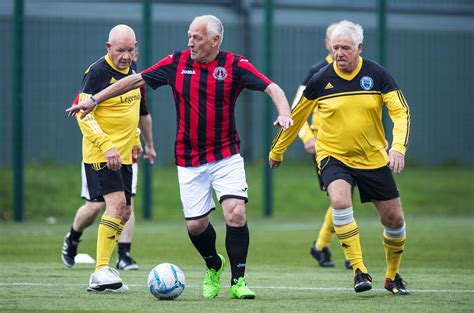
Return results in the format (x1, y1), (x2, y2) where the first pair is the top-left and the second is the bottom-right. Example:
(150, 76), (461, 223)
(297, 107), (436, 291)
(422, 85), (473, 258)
(87, 267), (129, 292)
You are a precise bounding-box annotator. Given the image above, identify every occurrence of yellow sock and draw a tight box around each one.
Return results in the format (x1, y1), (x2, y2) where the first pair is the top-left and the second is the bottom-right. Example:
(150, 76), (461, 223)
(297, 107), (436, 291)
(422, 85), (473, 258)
(315, 206), (335, 250)
(383, 234), (406, 280)
(95, 215), (124, 271)
(334, 220), (367, 274)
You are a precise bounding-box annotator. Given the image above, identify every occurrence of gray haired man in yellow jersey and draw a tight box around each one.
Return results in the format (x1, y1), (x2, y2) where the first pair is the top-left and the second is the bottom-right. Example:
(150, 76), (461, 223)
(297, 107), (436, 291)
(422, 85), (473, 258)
(292, 22), (351, 270)
(270, 20), (410, 295)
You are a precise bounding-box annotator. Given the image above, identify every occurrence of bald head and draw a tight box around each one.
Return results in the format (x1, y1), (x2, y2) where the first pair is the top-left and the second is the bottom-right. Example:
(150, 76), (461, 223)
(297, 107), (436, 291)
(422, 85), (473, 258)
(108, 24), (136, 44)
(106, 24), (137, 70)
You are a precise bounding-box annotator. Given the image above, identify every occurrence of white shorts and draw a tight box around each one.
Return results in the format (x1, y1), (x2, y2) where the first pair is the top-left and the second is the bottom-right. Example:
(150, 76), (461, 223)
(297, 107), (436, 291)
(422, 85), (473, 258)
(177, 154), (248, 220)
(81, 162), (138, 201)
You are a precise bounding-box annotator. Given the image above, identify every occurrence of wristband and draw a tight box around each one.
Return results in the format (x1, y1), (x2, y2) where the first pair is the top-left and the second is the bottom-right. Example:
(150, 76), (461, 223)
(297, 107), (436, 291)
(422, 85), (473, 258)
(90, 96), (99, 106)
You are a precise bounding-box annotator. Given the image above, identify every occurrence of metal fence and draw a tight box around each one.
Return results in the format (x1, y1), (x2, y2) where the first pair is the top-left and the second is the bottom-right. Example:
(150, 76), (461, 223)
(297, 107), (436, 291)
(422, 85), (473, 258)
(1, 0), (473, 167)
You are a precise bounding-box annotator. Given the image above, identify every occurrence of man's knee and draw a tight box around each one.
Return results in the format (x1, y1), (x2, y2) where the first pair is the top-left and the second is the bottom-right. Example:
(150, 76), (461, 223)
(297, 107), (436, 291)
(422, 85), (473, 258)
(380, 207), (405, 228)
(222, 199), (247, 226)
(85, 201), (105, 215)
(327, 179), (353, 209)
(121, 205), (132, 224)
(104, 192), (127, 218)
(375, 198), (405, 228)
(186, 218), (209, 235)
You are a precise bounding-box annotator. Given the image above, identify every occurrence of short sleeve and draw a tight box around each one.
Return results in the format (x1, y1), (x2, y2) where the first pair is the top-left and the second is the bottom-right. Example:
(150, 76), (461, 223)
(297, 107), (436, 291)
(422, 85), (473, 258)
(237, 57), (272, 91)
(141, 54), (173, 90)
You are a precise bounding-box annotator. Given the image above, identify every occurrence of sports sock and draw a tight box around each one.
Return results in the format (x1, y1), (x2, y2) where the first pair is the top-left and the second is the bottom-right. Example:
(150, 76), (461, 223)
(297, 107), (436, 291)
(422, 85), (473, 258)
(68, 226), (82, 242)
(188, 223), (221, 271)
(226, 223), (250, 284)
(118, 242), (131, 257)
(95, 215), (123, 271)
(315, 206), (335, 250)
(383, 224), (406, 280)
(333, 208), (367, 274)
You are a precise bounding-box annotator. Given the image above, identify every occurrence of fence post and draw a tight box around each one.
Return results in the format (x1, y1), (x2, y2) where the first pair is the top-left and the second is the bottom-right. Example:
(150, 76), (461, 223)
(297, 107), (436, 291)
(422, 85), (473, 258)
(377, 0), (390, 133)
(263, 0), (273, 217)
(13, 0), (24, 222)
(142, 0), (153, 220)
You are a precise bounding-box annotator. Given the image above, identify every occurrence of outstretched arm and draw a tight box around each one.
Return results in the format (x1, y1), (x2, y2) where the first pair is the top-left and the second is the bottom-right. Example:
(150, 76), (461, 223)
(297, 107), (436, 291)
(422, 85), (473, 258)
(66, 73), (146, 119)
(264, 83), (294, 130)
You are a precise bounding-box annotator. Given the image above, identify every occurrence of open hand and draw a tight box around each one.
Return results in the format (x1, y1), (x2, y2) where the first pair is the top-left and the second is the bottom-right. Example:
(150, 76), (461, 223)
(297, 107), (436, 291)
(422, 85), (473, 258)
(273, 115), (294, 130)
(66, 99), (94, 119)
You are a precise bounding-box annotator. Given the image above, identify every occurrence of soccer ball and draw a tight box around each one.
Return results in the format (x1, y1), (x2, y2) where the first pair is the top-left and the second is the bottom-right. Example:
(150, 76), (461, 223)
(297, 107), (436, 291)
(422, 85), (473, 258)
(147, 263), (186, 300)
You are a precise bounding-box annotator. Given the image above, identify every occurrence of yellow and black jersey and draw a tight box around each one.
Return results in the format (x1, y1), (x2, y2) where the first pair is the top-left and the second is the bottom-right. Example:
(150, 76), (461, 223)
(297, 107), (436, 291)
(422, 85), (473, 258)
(271, 56), (410, 169)
(293, 55), (333, 144)
(77, 54), (141, 165)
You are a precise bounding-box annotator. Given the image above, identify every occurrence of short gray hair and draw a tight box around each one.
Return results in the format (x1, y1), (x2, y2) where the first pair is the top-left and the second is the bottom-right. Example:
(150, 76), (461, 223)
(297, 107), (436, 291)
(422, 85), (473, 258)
(331, 20), (364, 47)
(192, 15), (224, 45)
(325, 22), (339, 40)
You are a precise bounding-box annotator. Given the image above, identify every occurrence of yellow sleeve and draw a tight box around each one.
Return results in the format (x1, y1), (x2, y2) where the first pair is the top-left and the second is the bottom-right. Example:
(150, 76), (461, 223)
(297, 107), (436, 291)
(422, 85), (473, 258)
(291, 85), (306, 110)
(383, 90), (411, 155)
(270, 95), (317, 161)
(298, 122), (315, 144)
(76, 93), (115, 154)
(292, 84), (315, 144)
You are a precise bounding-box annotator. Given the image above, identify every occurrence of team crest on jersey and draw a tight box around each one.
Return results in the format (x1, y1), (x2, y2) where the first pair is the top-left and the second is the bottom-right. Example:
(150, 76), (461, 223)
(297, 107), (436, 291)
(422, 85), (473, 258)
(213, 66), (227, 81)
(360, 76), (374, 90)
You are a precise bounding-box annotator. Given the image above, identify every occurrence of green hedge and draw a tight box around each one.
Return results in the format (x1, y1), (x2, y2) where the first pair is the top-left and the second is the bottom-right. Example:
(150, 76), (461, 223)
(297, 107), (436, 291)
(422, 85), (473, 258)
(1, 162), (472, 221)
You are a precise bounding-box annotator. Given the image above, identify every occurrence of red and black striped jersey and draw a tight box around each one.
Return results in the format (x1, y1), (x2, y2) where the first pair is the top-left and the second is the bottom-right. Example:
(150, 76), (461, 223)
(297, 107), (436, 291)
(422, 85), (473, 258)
(141, 50), (272, 167)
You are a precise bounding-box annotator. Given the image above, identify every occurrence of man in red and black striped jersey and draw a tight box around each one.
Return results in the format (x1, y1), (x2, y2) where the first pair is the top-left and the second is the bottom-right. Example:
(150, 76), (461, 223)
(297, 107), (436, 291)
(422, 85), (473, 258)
(270, 21), (410, 295)
(67, 15), (293, 299)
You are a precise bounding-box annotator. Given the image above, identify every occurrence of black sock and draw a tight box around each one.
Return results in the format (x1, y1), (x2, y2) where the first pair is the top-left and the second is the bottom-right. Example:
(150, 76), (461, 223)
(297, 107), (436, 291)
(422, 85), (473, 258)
(118, 242), (131, 257)
(188, 223), (221, 270)
(68, 227), (82, 242)
(226, 223), (249, 284)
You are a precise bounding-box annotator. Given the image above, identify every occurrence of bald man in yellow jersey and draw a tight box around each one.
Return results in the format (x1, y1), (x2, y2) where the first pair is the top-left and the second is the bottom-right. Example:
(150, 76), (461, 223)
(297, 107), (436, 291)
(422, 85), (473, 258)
(270, 20), (410, 295)
(75, 24), (142, 292)
(292, 22), (351, 270)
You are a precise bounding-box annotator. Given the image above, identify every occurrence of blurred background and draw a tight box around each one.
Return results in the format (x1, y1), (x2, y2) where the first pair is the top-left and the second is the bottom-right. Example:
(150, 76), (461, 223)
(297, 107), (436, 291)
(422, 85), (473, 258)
(1, 0), (473, 221)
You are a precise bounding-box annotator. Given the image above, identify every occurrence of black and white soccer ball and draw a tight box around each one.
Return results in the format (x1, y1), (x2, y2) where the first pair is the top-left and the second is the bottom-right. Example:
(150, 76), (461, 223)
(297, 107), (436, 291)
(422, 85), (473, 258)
(147, 263), (185, 300)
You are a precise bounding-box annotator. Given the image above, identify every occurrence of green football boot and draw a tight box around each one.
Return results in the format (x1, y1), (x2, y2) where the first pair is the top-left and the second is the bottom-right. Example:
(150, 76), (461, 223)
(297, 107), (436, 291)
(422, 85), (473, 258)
(202, 254), (226, 299)
(230, 277), (256, 299)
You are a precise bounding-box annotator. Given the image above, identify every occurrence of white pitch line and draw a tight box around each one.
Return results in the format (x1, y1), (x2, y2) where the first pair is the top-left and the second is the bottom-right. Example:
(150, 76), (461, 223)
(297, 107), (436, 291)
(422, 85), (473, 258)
(1, 282), (473, 293)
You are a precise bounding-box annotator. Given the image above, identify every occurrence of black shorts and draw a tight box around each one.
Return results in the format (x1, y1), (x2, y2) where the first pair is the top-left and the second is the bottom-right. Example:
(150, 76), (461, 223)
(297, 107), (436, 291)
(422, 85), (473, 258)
(319, 157), (399, 203)
(83, 163), (133, 205)
(311, 154), (326, 191)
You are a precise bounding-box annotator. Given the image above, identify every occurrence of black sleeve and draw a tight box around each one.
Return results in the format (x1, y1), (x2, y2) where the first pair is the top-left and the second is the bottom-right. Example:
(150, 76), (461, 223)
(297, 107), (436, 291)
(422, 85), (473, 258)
(141, 55), (173, 90)
(80, 66), (101, 95)
(237, 58), (272, 91)
(379, 65), (399, 94)
(302, 73), (322, 100)
(301, 60), (326, 85)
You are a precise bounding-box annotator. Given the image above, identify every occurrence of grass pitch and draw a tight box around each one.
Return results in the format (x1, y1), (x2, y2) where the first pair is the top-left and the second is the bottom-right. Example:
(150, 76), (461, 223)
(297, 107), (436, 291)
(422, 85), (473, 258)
(1, 216), (473, 312)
